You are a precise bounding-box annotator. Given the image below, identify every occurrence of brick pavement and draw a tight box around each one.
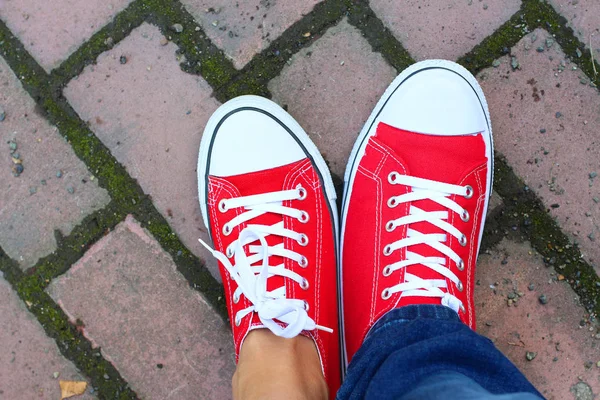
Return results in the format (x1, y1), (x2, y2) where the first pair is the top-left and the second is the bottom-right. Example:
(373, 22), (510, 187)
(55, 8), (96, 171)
(1, 1), (599, 399)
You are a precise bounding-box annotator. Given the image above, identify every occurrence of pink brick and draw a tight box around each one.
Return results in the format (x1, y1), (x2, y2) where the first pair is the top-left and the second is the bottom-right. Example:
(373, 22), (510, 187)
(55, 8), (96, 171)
(475, 239), (599, 399)
(0, 0), (133, 72)
(0, 56), (110, 270)
(0, 274), (94, 399)
(63, 23), (222, 280)
(548, 0), (600, 63)
(180, 0), (321, 69)
(46, 216), (235, 400)
(269, 19), (397, 177)
(369, 0), (521, 61)
(478, 29), (600, 273)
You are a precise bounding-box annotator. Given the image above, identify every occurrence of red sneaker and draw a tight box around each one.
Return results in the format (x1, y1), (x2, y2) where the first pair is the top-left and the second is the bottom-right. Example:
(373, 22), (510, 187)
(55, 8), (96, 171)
(340, 60), (494, 366)
(197, 96), (341, 396)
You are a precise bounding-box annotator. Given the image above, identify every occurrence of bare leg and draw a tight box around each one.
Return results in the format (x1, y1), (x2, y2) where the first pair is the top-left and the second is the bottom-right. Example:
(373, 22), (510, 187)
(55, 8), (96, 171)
(233, 329), (328, 400)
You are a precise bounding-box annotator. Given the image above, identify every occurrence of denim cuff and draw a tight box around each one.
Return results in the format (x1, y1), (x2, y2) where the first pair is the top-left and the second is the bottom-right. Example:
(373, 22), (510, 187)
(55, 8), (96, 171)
(367, 305), (460, 340)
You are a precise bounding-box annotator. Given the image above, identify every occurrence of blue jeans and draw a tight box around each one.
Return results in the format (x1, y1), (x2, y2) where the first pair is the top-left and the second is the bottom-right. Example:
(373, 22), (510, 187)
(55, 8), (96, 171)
(337, 305), (544, 400)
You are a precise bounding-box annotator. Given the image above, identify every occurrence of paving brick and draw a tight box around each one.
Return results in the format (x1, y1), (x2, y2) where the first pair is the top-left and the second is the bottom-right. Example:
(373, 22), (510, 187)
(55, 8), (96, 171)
(0, 0), (133, 72)
(478, 29), (600, 274)
(47, 215), (235, 400)
(269, 18), (397, 178)
(548, 0), (600, 63)
(475, 239), (599, 400)
(0, 273), (94, 399)
(180, 0), (321, 69)
(63, 23), (222, 280)
(0, 57), (110, 270)
(369, 0), (521, 61)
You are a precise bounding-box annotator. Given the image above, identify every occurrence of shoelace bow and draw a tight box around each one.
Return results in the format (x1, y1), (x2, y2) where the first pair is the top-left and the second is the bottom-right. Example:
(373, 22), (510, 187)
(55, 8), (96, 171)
(382, 172), (474, 313)
(199, 187), (332, 339)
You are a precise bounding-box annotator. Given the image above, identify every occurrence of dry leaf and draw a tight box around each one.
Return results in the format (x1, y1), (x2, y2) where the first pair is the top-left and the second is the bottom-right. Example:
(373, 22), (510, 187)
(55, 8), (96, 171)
(59, 380), (87, 399)
(302, 32), (311, 37)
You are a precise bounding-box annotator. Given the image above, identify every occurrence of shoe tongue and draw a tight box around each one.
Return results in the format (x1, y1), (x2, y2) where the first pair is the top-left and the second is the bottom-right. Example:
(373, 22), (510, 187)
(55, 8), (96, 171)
(375, 123), (486, 305)
(218, 159), (308, 299)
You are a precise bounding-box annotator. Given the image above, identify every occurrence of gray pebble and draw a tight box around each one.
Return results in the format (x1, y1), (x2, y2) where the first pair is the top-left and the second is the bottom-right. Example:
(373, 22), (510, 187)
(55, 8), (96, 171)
(0, 105), (5, 121)
(589, 172), (597, 179)
(570, 382), (593, 400)
(536, 46), (545, 53)
(56, 170), (63, 178)
(539, 128), (546, 133)
(588, 233), (596, 242)
(119, 55), (127, 64)
(507, 292), (517, 299)
(594, 197), (600, 203)
(511, 56), (519, 70)
(29, 187), (37, 195)
(525, 351), (537, 361)
(14, 164), (24, 175)
(545, 38), (554, 48)
(103, 373), (110, 380)
(528, 283), (535, 291)
(171, 23), (184, 33)
(538, 294), (548, 304)
(41, 179), (47, 185)
(8, 141), (17, 151)
(555, 111), (562, 118)
(492, 60), (501, 68)
(67, 186), (75, 194)
(483, 4), (488, 10)
(576, 48), (583, 58)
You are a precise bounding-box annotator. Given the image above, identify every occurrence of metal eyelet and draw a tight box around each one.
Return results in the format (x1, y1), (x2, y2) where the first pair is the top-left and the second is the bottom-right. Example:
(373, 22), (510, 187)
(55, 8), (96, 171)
(299, 256), (308, 268)
(234, 316), (241, 326)
(460, 209), (470, 222)
(298, 211), (310, 223)
(457, 281), (464, 292)
(303, 300), (310, 311)
(297, 186), (307, 200)
(383, 245), (393, 256)
(298, 234), (309, 246)
(233, 293), (240, 304)
(381, 288), (392, 300)
(226, 247), (234, 258)
(387, 197), (398, 208)
(459, 304), (466, 313)
(300, 278), (310, 290)
(388, 172), (399, 184)
(385, 221), (395, 232)
(383, 265), (392, 276)
(218, 199), (228, 213)
(459, 234), (467, 246)
(223, 224), (232, 236)
(457, 259), (465, 271)
(464, 185), (474, 199)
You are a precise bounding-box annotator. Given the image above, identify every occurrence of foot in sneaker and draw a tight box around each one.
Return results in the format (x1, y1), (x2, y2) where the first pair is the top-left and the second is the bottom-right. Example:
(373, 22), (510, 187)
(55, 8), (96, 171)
(340, 60), (493, 365)
(197, 95), (341, 396)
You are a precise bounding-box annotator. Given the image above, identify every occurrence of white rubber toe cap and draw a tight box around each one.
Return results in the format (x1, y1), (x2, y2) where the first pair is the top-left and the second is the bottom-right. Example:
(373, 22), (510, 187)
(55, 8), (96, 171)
(378, 67), (488, 136)
(208, 107), (305, 177)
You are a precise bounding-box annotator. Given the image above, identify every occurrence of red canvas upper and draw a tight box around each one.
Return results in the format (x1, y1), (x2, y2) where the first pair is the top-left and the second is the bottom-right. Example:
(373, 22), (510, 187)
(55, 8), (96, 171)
(342, 122), (489, 363)
(207, 158), (341, 397)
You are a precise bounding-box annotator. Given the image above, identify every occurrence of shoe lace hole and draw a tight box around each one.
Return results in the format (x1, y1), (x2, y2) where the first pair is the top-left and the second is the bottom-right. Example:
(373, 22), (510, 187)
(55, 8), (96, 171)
(464, 185), (474, 199)
(299, 256), (308, 268)
(233, 293), (240, 304)
(298, 234), (309, 246)
(303, 301), (310, 311)
(383, 266), (392, 276)
(234, 316), (241, 326)
(383, 245), (393, 256)
(300, 278), (309, 290)
(459, 234), (467, 246)
(459, 304), (466, 313)
(218, 199), (228, 213)
(385, 221), (395, 232)
(299, 211), (310, 223)
(226, 247), (234, 258)
(297, 186), (307, 200)
(457, 281), (464, 292)
(381, 288), (392, 300)
(223, 224), (232, 236)
(461, 210), (470, 222)
(457, 259), (465, 271)
(388, 172), (399, 184)
(387, 197), (398, 208)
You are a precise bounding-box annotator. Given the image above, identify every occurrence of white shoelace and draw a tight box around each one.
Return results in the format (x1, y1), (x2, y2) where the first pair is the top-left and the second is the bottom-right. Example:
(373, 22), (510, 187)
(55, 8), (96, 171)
(199, 186), (332, 339)
(382, 172), (474, 313)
